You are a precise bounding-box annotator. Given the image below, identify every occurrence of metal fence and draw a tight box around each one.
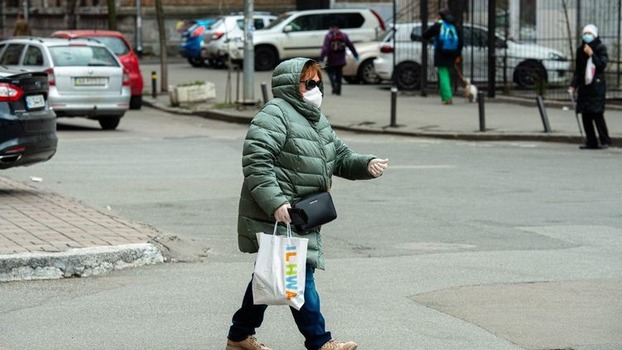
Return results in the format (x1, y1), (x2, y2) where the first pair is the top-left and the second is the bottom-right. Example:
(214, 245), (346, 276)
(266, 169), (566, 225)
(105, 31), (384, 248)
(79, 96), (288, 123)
(392, 0), (622, 102)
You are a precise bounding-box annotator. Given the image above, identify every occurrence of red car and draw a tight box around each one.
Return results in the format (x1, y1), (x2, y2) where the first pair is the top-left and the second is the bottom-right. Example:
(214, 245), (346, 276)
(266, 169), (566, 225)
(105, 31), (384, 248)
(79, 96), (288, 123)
(50, 30), (144, 110)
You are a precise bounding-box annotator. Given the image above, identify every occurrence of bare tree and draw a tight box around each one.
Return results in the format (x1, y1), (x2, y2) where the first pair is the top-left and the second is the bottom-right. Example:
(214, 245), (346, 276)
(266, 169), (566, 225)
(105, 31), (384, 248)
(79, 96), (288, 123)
(155, 0), (168, 92)
(66, 0), (78, 29)
(107, 0), (117, 30)
(561, 0), (575, 64)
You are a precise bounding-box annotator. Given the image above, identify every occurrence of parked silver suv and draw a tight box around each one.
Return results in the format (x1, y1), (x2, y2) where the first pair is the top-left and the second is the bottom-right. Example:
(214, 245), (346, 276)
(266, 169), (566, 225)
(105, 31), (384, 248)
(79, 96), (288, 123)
(228, 8), (387, 71)
(0, 37), (130, 130)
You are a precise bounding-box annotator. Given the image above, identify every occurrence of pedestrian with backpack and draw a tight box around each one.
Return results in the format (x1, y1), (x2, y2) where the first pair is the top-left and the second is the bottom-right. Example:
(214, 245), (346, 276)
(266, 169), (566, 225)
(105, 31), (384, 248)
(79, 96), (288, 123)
(320, 21), (359, 96)
(422, 9), (463, 104)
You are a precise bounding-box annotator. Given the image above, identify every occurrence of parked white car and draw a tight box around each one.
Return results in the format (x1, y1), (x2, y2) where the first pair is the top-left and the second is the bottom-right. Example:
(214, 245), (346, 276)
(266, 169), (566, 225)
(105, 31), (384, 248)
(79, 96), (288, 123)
(201, 13), (276, 67)
(227, 8), (387, 71)
(342, 40), (383, 84)
(374, 22), (571, 90)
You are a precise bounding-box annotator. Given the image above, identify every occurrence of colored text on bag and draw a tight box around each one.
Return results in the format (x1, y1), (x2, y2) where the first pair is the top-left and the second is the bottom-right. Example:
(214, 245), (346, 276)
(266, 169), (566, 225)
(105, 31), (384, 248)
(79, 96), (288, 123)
(285, 245), (299, 300)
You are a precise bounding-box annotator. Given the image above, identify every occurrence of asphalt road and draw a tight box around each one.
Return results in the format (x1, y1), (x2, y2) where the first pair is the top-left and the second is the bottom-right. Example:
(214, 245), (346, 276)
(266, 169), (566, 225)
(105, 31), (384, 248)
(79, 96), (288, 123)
(1, 63), (621, 349)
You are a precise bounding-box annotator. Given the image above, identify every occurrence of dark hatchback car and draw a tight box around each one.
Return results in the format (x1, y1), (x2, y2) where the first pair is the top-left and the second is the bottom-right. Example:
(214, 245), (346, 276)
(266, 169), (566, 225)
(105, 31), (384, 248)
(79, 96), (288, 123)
(0, 68), (57, 169)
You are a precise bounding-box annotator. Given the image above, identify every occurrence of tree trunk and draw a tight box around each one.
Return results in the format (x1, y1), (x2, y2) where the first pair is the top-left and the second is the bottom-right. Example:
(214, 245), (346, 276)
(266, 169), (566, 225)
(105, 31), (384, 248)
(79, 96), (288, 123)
(155, 0), (168, 92)
(107, 0), (117, 30)
(66, 0), (78, 30)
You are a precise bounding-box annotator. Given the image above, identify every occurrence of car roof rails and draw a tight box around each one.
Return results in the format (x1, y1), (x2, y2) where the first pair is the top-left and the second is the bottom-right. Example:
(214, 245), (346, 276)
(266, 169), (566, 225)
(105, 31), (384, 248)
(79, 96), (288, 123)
(228, 11), (273, 16)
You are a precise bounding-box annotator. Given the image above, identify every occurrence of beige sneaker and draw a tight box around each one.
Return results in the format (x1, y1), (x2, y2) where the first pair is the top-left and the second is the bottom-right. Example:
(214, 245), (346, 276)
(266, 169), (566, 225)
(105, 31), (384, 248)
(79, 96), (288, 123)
(225, 335), (272, 350)
(319, 339), (358, 350)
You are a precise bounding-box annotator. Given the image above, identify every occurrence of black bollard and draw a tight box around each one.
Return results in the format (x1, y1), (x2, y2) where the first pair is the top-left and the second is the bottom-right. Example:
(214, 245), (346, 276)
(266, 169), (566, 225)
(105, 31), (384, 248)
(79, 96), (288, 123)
(151, 71), (157, 98)
(261, 82), (269, 105)
(390, 86), (397, 127)
(536, 95), (551, 133)
(477, 91), (485, 132)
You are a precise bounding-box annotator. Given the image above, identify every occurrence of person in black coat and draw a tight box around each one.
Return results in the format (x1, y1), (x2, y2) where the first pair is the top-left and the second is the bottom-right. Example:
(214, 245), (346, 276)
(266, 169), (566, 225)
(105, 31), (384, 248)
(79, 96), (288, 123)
(421, 9), (463, 104)
(569, 24), (611, 149)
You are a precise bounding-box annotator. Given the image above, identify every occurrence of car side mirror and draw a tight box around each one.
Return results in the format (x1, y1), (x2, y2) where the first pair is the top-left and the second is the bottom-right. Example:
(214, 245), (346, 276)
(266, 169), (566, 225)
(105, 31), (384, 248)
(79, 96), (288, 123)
(283, 25), (293, 33)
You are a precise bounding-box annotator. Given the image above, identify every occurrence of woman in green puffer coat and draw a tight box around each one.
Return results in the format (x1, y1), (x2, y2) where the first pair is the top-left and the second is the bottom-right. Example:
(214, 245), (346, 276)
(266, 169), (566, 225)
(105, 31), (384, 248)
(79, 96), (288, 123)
(226, 57), (388, 350)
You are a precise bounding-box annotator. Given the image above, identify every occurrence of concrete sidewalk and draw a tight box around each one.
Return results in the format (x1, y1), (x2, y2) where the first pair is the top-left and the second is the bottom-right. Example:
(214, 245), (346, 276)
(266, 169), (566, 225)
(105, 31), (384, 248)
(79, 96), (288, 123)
(0, 176), (164, 282)
(146, 84), (622, 146)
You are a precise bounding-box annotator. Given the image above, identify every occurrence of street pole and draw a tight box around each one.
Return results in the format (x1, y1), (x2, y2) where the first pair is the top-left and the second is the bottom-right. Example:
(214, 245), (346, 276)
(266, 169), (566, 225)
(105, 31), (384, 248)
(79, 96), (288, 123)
(487, 0), (496, 97)
(389, 0), (397, 127)
(242, 0), (255, 105)
(136, 0), (143, 57)
(420, 0), (428, 97)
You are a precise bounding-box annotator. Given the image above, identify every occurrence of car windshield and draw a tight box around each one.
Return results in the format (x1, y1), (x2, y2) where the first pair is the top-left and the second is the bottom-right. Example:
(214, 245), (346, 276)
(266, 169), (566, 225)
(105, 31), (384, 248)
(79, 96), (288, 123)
(49, 46), (120, 67)
(85, 36), (129, 56)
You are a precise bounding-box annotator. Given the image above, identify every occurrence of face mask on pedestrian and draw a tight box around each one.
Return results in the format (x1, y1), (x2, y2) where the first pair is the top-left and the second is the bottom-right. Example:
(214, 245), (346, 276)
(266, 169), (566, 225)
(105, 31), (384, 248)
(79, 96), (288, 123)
(583, 34), (595, 44)
(303, 87), (323, 108)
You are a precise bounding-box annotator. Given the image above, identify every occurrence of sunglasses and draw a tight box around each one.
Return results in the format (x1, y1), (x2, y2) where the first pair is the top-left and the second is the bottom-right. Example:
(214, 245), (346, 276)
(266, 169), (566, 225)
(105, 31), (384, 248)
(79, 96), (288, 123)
(301, 79), (323, 91)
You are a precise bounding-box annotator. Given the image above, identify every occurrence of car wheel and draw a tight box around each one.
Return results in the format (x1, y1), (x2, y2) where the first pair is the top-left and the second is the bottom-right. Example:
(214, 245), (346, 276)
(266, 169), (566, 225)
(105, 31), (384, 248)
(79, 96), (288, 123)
(255, 46), (278, 71)
(344, 76), (360, 84)
(358, 59), (381, 84)
(514, 60), (547, 89)
(213, 57), (229, 69)
(99, 117), (121, 130)
(395, 61), (421, 90)
(188, 57), (204, 68)
(129, 95), (142, 110)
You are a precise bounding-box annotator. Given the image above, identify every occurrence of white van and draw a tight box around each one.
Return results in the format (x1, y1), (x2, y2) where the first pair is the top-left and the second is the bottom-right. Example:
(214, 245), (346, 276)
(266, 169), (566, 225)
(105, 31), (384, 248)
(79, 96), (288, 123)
(228, 8), (386, 71)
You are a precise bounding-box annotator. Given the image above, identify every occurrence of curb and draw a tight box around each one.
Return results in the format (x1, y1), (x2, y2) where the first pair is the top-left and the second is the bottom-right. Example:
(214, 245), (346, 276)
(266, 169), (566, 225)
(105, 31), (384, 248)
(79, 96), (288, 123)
(0, 243), (164, 282)
(145, 98), (618, 145)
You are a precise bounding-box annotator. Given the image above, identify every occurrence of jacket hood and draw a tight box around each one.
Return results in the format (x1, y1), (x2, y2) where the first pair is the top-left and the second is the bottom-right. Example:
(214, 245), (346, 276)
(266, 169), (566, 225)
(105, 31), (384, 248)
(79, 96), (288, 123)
(440, 9), (456, 24)
(271, 57), (323, 122)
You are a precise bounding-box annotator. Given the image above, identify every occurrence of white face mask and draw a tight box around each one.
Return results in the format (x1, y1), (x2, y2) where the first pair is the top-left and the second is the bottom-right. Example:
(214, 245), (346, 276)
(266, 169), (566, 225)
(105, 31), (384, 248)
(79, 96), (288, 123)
(302, 87), (323, 108)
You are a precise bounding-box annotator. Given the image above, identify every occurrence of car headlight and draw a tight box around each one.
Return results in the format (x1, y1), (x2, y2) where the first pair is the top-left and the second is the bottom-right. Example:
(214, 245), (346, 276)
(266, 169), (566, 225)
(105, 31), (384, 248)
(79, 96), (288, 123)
(549, 52), (568, 61)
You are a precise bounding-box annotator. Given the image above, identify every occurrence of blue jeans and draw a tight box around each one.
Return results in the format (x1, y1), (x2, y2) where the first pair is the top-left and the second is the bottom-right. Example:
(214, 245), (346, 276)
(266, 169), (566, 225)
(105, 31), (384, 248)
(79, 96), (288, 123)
(228, 265), (332, 350)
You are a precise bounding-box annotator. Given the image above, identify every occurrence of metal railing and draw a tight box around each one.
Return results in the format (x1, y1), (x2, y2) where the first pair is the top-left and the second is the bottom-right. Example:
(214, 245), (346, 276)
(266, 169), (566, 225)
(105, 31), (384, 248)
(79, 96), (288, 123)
(394, 0), (622, 102)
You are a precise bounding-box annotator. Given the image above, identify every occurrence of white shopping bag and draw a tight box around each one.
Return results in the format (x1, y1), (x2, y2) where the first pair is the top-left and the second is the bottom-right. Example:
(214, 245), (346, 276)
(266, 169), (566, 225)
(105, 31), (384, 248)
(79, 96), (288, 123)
(585, 57), (596, 85)
(252, 223), (308, 310)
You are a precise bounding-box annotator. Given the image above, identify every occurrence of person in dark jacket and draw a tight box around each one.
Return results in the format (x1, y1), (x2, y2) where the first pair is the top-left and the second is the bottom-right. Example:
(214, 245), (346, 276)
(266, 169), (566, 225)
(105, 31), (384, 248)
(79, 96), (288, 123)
(319, 22), (359, 96)
(225, 57), (388, 350)
(422, 9), (463, 104)
(12, 12), (31, 37)
(569, 24), (611, 149)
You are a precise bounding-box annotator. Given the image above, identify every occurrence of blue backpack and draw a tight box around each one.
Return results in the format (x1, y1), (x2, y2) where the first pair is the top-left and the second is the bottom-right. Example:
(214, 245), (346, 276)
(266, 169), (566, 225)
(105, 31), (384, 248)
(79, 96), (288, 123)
(438, 22), (459, 52)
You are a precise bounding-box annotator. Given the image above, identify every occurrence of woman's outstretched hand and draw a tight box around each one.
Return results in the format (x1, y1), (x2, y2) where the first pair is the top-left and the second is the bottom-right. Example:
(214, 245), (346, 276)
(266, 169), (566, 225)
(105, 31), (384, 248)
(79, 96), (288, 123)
(368, 158), (389, 177)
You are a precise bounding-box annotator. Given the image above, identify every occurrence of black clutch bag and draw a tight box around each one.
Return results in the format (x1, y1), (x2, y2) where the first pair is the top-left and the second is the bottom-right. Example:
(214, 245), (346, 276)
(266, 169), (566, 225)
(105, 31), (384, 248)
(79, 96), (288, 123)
(288, 192), (337, 231)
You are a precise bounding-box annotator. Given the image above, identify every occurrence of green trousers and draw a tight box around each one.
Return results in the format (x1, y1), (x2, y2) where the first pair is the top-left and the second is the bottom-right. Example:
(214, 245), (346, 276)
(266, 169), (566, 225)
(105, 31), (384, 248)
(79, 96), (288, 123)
(437, 66), (453, 102)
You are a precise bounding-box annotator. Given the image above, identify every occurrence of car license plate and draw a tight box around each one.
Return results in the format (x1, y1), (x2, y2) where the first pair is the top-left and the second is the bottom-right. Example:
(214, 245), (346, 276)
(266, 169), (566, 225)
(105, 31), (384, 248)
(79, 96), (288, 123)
(26, 94), (45, 109)
(74, 77), (107, 86)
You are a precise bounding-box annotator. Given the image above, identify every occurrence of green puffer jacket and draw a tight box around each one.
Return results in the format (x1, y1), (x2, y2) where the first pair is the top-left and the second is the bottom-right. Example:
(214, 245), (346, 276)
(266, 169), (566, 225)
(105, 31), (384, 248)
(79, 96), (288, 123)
(237, 57), (375, 270)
